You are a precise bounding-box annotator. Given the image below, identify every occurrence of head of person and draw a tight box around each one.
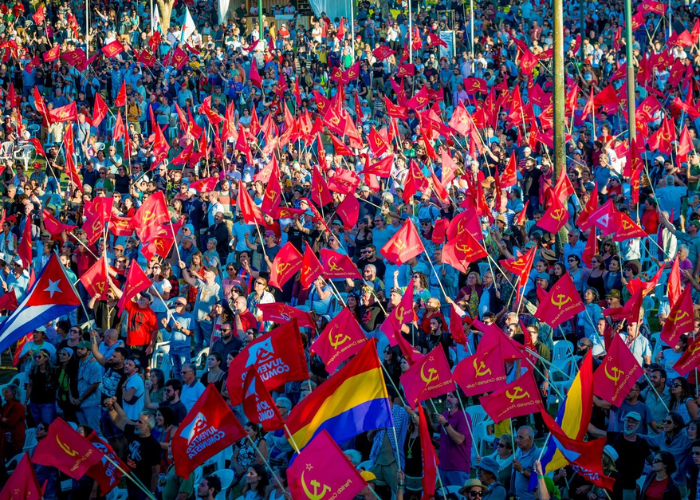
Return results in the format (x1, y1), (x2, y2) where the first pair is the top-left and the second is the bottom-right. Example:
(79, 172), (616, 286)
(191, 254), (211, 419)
(197, 475), (222, 499)
(135, 411), (155, 436)
(516, 426), (535, 451)
(652, 451), (677, 477)
(165, 379), (183, 401)
(692, 439), (700, 467)
(275, 396), (292, 418)
(459, 479), (486, 500)
(663, 412), (686, 436)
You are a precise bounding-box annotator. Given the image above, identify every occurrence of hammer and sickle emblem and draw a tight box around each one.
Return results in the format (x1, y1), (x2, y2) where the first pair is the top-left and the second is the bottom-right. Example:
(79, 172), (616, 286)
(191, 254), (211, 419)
(92, 220), (101, 231)
(473, 359), (492, 377)
(329, 328), (351, 349)
(642, 104), (651, 115)
(622, 220), (632, 230)
(420, 362), (440, 385)
(301, 470), (331, 500)
(395, 306), (407, 323)
(327, 259), (341, 272)
(505, 386), (529, 402)
(605, 365), (623, 384)
(374, 136), (382, 146)
(417, 97), (426, 104)
(551, 294), (571, 309)
(393, 240), (406, 251)
(330, 117), (340, 126)
(551, 208), (565, 221)
(277, 263), (290, 274)
(455, 244), (470, 254)
(690, 343), (700, 355)
(661, 131), (670, 142)
(56, 435), (79, 457)
(155, 240), (165, 251)
(96, 282), (104, 293)
(670, 310), (690, 322)
(143, 210), (157, 222)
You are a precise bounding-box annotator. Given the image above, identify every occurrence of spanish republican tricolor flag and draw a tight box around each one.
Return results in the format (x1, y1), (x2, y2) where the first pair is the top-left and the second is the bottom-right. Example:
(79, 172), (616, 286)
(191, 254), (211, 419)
(286, 339), (394, 449)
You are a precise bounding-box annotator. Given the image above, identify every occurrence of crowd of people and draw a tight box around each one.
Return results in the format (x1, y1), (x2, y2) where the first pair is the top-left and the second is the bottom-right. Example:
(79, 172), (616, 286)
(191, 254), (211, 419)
(2, 0), (700, 498)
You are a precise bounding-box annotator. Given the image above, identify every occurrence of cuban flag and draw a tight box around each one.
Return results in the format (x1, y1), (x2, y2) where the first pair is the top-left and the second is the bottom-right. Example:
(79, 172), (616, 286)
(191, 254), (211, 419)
(0, 253), (81, 354)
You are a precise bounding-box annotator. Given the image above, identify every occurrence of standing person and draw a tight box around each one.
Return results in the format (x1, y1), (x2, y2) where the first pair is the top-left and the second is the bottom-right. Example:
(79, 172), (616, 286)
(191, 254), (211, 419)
(25, 348), (58, 426)
(161, 442), (195, 500)
(161, 296), (195, 381)
(179, 261), (222, 352)
(690, 440), (700, 500)
(638, 452), (682, 500)
(105, 400), (162, 500)
(620, 321), (652, 367)
(210, 322), (243, 360)
(179, 364), (205, 413)
(608, 412), (652, 500)
(641, 366), (672, 431)
(0, 385), (26, 461)
(509, 426), (539, 500)
(143, 379), (188, 425)
(110, 280), (159, 367)
(434, 391), (472, 487)
(73, 341), (103, 434)
(122, 358), (146, 422)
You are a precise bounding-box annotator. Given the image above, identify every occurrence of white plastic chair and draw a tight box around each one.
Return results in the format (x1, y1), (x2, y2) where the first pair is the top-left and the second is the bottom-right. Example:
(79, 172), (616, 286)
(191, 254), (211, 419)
(27, 124), (40, 137)
(357, 460), (373, 471)
(464, 405), (488, 427)
(475, 419), (496, 456)
(193, 347), (211, 379)
(0, 141), (14, 162)
(106, 488), (128, 500)
(23, 427), (37, 453)
(5, 453), (22, 473)
(210, 469), (235, 500)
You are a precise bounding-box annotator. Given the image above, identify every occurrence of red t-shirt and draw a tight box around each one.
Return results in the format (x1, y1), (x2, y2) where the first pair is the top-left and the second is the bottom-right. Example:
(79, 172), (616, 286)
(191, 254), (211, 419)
(643, 476), (669, 500)
(125, 300), (158, 347)
(238, 311), (257, 331)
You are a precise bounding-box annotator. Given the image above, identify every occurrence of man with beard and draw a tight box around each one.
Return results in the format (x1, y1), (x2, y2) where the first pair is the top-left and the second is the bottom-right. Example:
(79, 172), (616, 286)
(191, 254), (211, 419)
(90, 342), (128, 456)
(143, 378), (187, 424)
(73, 341), (103, 435)
(607, 412), (651, 500)
(105, 402), (161, 500)
(210, 321), (243, 360)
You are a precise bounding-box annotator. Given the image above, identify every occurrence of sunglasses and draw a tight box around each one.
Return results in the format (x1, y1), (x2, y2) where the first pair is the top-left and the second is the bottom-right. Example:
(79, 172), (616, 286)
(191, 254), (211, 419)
(663, 420), (674, 424)
(672, 383), (682, 388)
(653, 459), (664, 464)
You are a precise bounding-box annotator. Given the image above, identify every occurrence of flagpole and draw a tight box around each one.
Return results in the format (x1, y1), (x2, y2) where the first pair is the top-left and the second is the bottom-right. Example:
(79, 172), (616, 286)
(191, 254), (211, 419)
(69, 231), (100, 259)
(381, 363), (408, 407)
(538, 433), (551, 461)
(246, 434), (288, 493)
(434, 457), (449, 500)
(102, 454), (157, 500)
(454, 391), (481, 459)
(167, 219), (183, 262)
(525, 358), (565, 400)
(643, 373), (671, 413)
(283, 424), (301, 454)
(56, 250), (92, 321)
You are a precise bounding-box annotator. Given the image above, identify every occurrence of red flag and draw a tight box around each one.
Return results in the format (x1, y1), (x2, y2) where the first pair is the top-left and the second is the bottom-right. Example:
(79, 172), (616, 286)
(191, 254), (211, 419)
(116, 261), (151, 314)
(300, 245), (323, 289)
(674, 335), (700, 376)
(311, 167), (334, 207)
(33, 4), (46, 24)
(0, 453), (42, 499)
(268, 242), (303, 290)
(226, 320), (309, 405)
(418, 405), (438, 500)
(17, 217), (32, 269)
(593, 335), (644, 405)
(627, 264), (665, 299)
(85, 432), (127, 495)
(481, 372), (543, 422)
(11, 331), (32, 367)
(115, 81), (127, 107)
(442, 229), (487, 273)
(92, 93), (108, 127)
(259, 303), (315, 329)
(113, 111), (126, 141)
(582, 228), (598, 267)
(613, 213), (647, 242)
(603, 288), (643, 323)
(310, 308), (368, 373)
(381, 219), (425, 266)
(320, 248), (362, 279)
(584, 198), (621, 236)
(537, 193), (569, 234)
(79, 256), (108, 301)
(49, 102), (78, 123)
(454, 343), (507, 396)
(660, 285), (695, 346)
(288, 430), (366, 500)
(242, 367), (286, 431)
(42, 209), (71, 235)
(577, 184), (599, 231)
(189, 176), (219, 193)
(534, 273), (586, 328)
(102, 39), (125, 58)
(448, 208), (483, 242)
(249, 57), (263, 88)
(400, 345), (456, 407)
(172, 385), (246, 478)
(432, 219), (449, 245)
(32, 418), (102, 479)
(380, 279), (418, 346)
(237, 185), (265, 225)
(133, 191), (169, 243)
(336, 193), (359, 230)
(42, 44), (61, 62)
(668, 257), (682, 307)
(473, 320), (525, 362)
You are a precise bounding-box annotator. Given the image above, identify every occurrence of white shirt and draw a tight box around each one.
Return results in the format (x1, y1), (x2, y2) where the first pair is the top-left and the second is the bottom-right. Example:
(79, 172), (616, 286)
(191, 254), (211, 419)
(181, 380), (206, 412)
(123, 373), (145, 421)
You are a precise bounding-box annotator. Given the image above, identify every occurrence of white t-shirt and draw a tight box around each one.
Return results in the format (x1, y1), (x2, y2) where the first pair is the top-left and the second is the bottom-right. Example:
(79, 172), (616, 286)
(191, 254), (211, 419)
(181, 381), (206, 412)
(123, 374), (145, 421)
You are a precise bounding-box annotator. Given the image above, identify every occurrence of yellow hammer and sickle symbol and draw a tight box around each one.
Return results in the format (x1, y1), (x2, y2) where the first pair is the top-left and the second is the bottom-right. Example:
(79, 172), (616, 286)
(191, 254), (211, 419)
(605, 365), (622, 383)
(277, 263), (290, 274)
(266, 190), (275, 200)
(420, 363), (440, 384)
(459, 115), (467, 123)
(690, 343), (700, 355)
(643, 105), (651, 115)
(328, 259), (341, 272)
(473, 359), (492, 377)
(417, 97), (426, 104)
(330, 117), (340, 125)
(143, 210), (156, 222)
(456, 244), (470, 254)
(661, 131), (670, 142)
(56, 435), (79, 457)
(457, 223), (467, 235)
(505, 387), (529, 402)
(374, 136), (382, 146)
(551, 208), (565, 221)
(92, 220), (101, 231)
(301, 470), (331, 500)
(96, 282), (104, 293)
(551, 294), (571, 309)
(329, 330), (351, 349)
(670, 310), (689, 322)
(622, 220), (632, 230)
(393, 240), (406, 251)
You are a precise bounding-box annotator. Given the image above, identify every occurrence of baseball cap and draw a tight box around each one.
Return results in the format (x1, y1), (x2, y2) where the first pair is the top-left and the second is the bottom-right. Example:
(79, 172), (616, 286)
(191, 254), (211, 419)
(536, 272), (550, 281)
(140, 292), (153, 303)
(264, 230), (276, 237)
(360, 471), (376, 482)
(114, 244), (125, 251)
(625, 411), (642, 422)
(77, 341), (92, 350)
(606, 289), (621, 299)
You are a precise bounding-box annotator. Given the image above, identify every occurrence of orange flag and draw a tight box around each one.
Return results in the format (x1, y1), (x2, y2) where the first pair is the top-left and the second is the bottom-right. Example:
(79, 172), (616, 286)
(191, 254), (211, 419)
(380, 219), (425, 266)
(320, 248), (362, 279)
(268, 242), (303, 290)
(400, 345), (456, 407)
(481, 372), (543, 422)
(310, 307), (368, 373)
(454, 343), (506, 396)
(534, 273), (586, 328)
(660, 285), (695, 347)
(300, 244), (323, 288)
(593, 334), (643, 406)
